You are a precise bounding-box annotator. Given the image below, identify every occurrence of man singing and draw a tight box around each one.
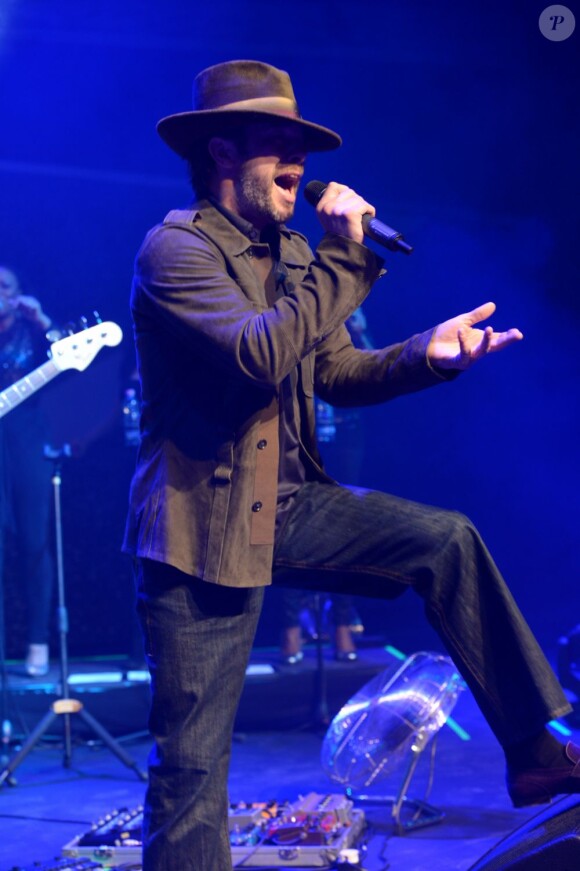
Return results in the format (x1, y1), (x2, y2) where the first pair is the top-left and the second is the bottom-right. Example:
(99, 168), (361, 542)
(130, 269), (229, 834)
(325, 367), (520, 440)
(124, 60), (579, 870)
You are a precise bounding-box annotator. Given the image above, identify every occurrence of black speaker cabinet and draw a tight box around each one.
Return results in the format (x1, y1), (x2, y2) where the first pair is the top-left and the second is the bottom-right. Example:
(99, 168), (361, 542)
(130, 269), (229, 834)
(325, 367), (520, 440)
(468, 796), (580, 870)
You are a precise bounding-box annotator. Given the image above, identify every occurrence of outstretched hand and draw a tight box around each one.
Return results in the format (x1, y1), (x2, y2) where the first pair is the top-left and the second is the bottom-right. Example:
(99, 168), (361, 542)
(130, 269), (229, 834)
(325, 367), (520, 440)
(428, 302), (523, 370)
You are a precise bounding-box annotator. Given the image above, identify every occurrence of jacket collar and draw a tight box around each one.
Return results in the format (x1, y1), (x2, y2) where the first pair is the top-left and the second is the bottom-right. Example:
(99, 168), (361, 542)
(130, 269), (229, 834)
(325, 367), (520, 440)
(188, 199), (305, 266)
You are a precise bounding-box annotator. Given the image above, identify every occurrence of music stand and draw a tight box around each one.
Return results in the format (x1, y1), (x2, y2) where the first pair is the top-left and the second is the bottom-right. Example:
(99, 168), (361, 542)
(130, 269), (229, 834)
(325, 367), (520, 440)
(0, 445), (147, 787)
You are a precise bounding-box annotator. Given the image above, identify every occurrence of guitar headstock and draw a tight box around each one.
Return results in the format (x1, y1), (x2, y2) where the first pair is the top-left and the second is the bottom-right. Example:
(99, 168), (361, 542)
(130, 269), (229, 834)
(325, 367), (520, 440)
(50, 321), (123, 372)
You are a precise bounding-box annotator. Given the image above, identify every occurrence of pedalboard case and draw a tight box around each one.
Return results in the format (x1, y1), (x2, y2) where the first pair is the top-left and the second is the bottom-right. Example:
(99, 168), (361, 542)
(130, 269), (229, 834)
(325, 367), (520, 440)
(62, 792), (365, 868)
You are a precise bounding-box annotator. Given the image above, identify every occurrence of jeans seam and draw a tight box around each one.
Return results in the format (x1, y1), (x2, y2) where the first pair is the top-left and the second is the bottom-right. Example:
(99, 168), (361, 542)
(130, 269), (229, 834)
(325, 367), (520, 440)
(429, 598), (509, 735)
(273, 557), (416, 585)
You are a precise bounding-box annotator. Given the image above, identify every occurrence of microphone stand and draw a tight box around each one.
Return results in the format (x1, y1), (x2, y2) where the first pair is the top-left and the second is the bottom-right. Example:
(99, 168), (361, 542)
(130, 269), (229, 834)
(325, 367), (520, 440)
(311, 593), (330, 728)
(0, 555), (16, 784)
(0, 421), (16, 785)
(0, 445), (147, 787)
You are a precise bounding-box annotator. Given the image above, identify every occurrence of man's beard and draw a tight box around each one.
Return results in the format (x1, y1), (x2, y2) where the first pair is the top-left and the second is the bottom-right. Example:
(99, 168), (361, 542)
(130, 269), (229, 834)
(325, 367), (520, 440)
(236, 169), (294, 227)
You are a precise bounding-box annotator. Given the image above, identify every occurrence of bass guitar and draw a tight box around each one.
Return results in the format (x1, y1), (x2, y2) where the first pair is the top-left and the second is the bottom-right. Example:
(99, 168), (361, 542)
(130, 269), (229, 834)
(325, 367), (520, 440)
(0, 321), (123, 419)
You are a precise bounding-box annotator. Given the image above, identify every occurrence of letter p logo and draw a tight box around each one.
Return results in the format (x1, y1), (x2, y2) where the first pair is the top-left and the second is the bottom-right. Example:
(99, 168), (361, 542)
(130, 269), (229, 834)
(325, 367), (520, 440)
(539, 5), (576, 40)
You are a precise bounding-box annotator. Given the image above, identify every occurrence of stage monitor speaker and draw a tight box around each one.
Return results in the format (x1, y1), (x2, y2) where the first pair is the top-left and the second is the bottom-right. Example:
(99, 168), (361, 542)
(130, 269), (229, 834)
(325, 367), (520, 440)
(468, 796), (580, 870)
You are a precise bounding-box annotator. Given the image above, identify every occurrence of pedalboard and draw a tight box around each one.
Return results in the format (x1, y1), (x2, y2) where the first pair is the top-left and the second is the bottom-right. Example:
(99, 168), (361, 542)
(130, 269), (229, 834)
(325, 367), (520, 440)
(8, 860), (140, 871)
(61, 792), (365, 868)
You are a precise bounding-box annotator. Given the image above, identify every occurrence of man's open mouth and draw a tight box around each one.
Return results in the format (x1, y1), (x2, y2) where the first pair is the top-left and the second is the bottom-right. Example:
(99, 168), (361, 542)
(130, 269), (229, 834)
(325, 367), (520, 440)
(274, 173), (302, 193)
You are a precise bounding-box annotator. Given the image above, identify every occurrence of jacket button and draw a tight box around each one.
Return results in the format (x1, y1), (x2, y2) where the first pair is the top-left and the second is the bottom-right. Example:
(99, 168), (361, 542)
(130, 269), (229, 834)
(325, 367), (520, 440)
(252, 501), (263, 512)
(257, 439), (267, 450)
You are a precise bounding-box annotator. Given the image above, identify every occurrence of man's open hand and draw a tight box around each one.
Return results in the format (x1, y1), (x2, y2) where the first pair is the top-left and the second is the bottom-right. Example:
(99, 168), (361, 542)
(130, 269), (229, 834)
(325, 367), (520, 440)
(428, 302), (523, 370)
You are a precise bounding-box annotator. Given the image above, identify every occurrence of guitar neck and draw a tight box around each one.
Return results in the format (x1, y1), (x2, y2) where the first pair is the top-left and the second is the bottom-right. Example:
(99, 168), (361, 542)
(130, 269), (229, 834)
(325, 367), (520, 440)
(0, 359), (60, 419)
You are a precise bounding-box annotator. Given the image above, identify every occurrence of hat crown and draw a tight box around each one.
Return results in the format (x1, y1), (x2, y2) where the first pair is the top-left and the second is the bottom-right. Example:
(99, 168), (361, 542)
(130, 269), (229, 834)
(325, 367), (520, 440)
(156, 59), (341, 158)
(193, 60), (298, 113)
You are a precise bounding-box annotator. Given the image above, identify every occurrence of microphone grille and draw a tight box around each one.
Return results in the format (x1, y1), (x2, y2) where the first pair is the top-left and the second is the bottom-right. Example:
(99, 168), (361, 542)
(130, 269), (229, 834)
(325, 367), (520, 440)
(303, 180), (327, 207)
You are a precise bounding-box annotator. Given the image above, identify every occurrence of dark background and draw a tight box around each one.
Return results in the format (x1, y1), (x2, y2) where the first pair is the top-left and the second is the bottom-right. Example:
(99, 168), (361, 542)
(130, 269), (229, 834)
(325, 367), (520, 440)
(1, 0), (578, 660)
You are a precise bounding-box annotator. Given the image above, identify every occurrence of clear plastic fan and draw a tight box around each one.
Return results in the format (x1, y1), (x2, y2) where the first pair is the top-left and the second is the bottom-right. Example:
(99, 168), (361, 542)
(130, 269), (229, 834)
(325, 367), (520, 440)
(321, 651), (465, 832)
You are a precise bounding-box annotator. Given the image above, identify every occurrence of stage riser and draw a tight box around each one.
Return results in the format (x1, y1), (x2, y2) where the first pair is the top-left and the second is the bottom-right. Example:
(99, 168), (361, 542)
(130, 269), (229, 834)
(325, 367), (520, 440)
(4, 655), (387, 738)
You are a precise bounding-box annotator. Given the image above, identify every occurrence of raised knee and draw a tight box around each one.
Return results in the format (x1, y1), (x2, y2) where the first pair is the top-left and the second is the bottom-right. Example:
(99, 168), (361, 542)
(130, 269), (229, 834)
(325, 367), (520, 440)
(440, 509), (479, 547)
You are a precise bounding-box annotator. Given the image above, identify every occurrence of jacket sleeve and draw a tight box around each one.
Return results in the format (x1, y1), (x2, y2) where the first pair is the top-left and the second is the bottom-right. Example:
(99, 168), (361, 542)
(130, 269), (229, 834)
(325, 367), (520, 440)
(133, 221), (384, 389)
(313, 321), (457, 407)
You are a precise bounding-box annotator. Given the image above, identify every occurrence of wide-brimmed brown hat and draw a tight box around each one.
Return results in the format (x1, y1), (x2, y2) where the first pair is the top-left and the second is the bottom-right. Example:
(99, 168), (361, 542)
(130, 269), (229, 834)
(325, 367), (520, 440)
(157, 60), (342, 158)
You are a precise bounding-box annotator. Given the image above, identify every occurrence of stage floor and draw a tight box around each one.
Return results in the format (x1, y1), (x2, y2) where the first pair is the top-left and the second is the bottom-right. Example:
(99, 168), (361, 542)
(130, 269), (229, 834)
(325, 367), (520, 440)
(0, 644), (578, 870)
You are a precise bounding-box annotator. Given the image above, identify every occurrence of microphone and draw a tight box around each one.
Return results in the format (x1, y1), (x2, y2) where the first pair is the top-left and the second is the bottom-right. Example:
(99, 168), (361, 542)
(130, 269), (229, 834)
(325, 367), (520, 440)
(303, 180), (413, 255)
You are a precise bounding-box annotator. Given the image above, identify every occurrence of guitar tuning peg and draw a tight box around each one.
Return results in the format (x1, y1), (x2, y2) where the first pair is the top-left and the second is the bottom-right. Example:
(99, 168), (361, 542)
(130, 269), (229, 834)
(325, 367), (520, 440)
(93, 310), (103, 324)
(79, 315), (89, 330)
(63, 321), (76, 336)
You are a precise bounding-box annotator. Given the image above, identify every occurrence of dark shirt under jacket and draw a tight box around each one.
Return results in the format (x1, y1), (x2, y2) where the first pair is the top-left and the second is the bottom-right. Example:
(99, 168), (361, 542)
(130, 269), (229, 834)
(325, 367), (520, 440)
(208, 200), (306, 513)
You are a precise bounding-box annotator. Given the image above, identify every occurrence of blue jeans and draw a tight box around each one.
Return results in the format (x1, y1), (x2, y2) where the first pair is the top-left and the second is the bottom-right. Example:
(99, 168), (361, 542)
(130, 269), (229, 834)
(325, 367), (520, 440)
(274, 482), (571, 745)
(1, 407), (54, 645)
(135, 560), (263, 871)
(136, 481), (570, 869)
(279, 588), (357, 629)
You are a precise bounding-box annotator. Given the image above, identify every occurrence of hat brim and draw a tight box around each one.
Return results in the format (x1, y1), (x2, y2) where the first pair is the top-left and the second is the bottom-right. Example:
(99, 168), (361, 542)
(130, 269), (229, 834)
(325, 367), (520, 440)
(157, 109), (342, 157)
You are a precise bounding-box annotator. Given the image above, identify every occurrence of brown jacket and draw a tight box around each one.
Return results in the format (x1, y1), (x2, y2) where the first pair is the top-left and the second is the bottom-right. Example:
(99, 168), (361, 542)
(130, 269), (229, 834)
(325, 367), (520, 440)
(123, 201), (446, 586)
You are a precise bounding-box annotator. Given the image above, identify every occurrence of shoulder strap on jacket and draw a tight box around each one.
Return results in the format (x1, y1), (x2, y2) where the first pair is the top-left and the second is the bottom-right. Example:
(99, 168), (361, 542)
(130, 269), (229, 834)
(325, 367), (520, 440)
(162, 208), (200, 226)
